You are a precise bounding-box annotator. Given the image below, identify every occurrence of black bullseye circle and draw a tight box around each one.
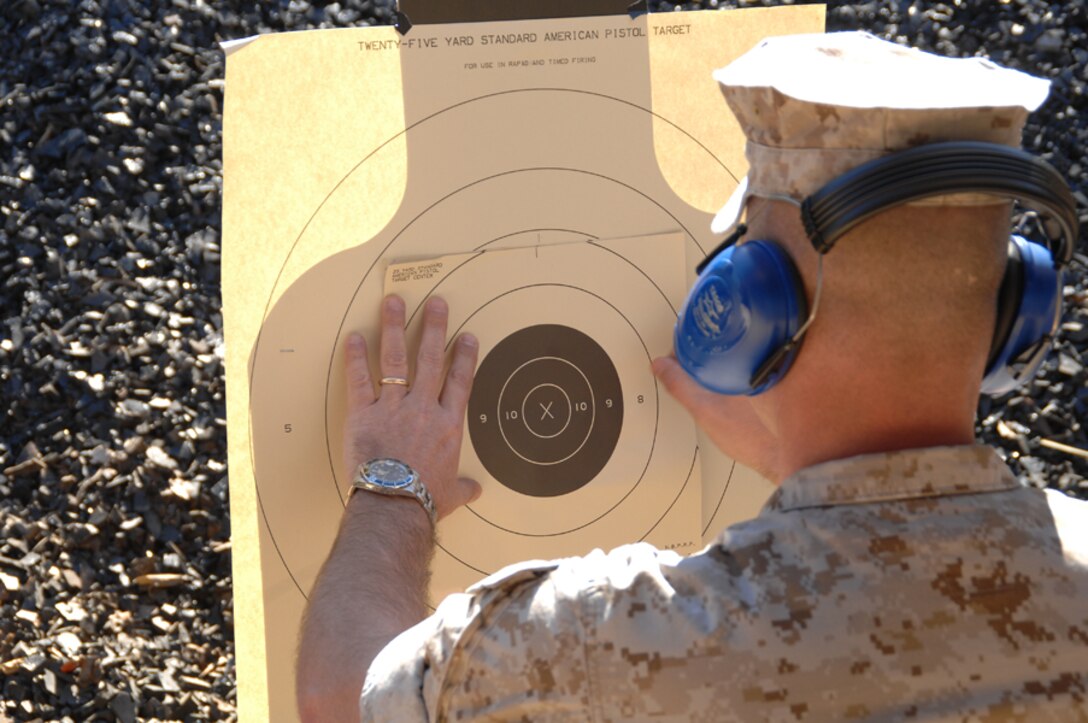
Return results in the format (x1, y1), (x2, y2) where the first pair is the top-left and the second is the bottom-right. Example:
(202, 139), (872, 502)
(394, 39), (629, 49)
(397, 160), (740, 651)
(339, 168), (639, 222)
(469, 324), (623, 497)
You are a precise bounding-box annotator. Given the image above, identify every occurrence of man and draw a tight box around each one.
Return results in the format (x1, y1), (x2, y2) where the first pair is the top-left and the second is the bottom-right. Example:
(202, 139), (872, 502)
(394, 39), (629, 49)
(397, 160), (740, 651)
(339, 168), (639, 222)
(296, 32), (1088, 721)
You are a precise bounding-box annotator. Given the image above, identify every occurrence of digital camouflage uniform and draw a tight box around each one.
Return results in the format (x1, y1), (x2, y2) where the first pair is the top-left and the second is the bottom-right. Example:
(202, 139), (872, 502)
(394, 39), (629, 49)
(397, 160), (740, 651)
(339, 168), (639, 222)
(362, 446), (1088, 721)
(362, 33), (1088, 721)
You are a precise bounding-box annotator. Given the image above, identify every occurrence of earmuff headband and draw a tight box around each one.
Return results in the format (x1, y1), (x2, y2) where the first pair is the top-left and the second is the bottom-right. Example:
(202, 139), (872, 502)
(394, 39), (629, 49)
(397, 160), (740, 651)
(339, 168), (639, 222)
(800, 141), (1078, 264)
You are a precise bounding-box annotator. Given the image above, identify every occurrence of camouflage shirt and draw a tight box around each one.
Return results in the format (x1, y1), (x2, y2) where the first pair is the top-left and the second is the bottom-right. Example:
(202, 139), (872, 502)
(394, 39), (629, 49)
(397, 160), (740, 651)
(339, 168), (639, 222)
(361, 445), (1088, 721)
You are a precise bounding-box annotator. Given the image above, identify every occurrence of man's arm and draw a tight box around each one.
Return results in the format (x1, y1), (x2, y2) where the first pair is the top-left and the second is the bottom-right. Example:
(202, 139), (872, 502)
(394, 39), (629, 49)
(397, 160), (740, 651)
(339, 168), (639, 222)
(296, 294), (480, 722)
(296, 494), (433, 722)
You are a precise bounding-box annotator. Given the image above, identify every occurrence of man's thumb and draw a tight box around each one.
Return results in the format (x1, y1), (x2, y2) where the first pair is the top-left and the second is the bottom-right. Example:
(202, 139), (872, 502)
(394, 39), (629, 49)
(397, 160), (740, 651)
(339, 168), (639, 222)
(653, 355), (725, 424)
(458, 477), (482, 506)
(652, 356), (694, 405)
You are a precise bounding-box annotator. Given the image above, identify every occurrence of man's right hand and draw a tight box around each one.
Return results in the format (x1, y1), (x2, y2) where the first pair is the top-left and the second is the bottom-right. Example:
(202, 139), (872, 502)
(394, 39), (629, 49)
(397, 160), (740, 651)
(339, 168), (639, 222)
(652, 355), (783, 484)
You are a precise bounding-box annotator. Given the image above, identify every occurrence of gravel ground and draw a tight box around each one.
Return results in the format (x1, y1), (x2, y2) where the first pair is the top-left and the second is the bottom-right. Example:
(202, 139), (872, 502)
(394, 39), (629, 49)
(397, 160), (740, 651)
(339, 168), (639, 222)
(1, 0), (1084, 720)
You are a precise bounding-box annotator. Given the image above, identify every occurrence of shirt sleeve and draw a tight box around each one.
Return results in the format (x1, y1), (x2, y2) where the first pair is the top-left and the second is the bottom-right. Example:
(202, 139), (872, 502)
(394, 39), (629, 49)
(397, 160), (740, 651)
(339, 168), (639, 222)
(360, 557), (593, 722)
(361, 543), (687, 721)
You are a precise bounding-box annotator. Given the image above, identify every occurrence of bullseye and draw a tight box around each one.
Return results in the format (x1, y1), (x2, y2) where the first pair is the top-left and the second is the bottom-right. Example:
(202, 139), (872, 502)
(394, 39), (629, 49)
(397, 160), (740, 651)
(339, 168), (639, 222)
(470, 325), (624, 496)
(522, 383), (571, 439)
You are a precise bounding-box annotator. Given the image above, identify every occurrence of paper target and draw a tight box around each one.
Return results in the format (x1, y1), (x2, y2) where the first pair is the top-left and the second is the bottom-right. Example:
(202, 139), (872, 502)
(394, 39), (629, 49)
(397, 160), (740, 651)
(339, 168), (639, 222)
(222, 11), (829, 720)
(224, 12), (829, 719)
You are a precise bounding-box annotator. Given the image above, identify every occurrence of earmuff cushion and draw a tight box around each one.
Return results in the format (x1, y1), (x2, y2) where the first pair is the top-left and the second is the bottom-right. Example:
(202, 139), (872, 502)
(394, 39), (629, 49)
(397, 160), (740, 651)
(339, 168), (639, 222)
(675, 240), (807, 395)
(981, 235), (1061, 396)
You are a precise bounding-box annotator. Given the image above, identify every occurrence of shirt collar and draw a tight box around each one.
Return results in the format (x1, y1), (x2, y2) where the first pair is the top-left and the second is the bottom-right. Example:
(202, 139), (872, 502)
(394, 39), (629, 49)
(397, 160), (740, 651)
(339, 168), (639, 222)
(762, 445), (1021, 514)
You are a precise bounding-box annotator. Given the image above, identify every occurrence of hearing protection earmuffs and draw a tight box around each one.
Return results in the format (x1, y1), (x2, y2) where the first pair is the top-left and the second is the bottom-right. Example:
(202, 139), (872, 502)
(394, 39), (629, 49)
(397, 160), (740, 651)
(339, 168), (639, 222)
(675, 141), (1079, 397)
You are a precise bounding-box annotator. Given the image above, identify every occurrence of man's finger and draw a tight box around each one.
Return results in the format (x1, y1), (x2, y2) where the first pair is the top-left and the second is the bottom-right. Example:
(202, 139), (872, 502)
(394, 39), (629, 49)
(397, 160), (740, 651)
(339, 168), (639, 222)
(440, 333), (478, 413)
(379, 295), (410, 398)
(413, 296), (449, 398)
(345, 333), (376, 408)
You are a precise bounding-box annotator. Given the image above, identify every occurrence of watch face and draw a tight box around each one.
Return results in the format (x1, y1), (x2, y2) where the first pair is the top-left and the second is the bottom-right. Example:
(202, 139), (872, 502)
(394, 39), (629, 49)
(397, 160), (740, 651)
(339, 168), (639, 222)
(365, 459), (414, 489)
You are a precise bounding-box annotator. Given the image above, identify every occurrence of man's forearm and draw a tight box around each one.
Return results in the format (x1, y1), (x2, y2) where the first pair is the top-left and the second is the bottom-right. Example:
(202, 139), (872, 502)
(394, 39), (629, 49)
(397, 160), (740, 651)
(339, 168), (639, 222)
(296, 492), (435, 723)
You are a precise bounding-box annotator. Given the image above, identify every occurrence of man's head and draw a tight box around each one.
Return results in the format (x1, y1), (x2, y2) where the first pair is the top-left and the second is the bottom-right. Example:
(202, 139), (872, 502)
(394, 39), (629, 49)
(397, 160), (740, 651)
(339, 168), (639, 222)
(672, 32), (1065, 478)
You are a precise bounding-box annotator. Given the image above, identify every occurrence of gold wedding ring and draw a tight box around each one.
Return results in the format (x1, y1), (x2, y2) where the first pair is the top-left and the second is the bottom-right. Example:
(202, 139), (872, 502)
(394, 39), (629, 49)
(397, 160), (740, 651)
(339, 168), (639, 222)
(379, 376), (410, 387)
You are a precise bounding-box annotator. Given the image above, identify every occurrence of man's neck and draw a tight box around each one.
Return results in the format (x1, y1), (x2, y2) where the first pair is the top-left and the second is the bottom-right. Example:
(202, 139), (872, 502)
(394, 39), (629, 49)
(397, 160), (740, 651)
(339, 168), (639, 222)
(769, 371), (980, 482)
(742, 200), (998, 483)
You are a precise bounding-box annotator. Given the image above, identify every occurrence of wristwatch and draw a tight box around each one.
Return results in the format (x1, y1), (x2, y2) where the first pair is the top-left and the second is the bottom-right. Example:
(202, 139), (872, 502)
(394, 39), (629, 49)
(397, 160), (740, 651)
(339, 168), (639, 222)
(350, 458), (437, 528)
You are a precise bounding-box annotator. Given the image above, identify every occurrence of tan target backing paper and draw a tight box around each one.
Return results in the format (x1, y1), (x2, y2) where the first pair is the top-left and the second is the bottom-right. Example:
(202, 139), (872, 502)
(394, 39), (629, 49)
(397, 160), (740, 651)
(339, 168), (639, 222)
(222, 6), (824, 720)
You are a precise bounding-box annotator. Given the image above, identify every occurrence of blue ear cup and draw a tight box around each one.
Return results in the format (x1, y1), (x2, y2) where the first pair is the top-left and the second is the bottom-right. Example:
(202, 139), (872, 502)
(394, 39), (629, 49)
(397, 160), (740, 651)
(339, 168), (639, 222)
(981, 235), (1062, 396)
(675, 240), (807, 395)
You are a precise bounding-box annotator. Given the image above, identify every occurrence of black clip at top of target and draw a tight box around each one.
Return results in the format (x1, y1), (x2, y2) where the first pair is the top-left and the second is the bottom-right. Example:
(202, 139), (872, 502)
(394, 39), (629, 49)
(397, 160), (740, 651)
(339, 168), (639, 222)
(396, 0), (644, 30)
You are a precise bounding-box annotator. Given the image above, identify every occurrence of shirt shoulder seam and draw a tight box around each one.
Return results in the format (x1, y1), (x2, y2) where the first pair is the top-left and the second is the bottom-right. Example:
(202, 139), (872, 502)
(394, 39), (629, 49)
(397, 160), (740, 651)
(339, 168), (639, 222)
(577, 580), (601, 723)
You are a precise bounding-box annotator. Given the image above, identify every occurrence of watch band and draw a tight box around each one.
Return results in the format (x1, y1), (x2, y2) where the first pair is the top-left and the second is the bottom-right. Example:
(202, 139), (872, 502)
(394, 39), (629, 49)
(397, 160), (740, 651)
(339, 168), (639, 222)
(351, 458), (438, 528)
